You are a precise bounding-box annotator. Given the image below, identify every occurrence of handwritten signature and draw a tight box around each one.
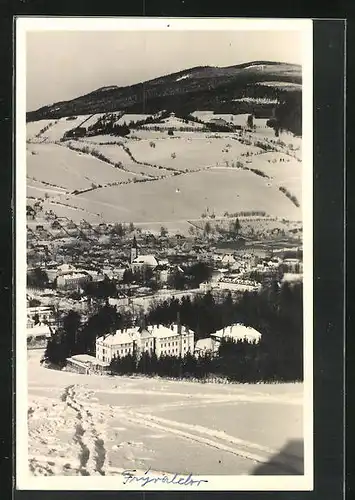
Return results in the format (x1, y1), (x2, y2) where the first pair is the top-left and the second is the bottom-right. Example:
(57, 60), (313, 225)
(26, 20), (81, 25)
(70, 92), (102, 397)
(122, 468), (208, 487)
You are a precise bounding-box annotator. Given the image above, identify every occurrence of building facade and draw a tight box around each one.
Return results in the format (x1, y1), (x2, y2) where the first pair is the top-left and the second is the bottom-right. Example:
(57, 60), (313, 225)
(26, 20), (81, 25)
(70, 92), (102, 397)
(96, 323), (195, 365)
(56, 272), (91, 290)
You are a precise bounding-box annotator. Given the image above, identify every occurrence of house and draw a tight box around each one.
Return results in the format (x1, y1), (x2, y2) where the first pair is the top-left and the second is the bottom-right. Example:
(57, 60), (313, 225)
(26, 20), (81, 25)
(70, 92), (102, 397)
(211, 324), (261, 344)
(64, 127), (86, 139)
(215, 278), (261, 292)
(56, 272), (92, 290)
(51, 220), (62, 230)
(155, 265), (170, 283)
(194, 337), (219, 357)
(208, 118), (229, 127)
(66, 354), (109, 374)
(56, 263), (77, 276)
(131, 255), (159, 271)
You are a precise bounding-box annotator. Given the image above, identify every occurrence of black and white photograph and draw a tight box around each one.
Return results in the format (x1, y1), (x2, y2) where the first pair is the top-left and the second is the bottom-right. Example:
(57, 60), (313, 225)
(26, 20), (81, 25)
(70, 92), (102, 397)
(16, 17), (313, 491)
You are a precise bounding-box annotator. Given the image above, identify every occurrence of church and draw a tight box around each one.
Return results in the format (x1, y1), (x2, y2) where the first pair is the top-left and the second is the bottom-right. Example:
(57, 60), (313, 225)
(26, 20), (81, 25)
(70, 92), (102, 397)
(130, 235), (159, 270)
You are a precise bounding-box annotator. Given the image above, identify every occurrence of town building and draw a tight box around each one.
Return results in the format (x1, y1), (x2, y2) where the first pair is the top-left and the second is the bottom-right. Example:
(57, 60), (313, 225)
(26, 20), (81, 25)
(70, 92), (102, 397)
(56, 263), (77, 276)
(131, 254), (159, 271)
(56, 272), (92, 290)
(65, 354), (109, 374)
(214, 278), (261, 292)
(208, 118), (230, 128)
(150, 324), (194, 358)
(96, 322), (195, 365)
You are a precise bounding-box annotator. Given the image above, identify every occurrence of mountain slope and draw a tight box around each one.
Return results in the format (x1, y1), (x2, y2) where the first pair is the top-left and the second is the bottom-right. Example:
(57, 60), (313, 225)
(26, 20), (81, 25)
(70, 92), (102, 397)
(27, 61), (302, 122)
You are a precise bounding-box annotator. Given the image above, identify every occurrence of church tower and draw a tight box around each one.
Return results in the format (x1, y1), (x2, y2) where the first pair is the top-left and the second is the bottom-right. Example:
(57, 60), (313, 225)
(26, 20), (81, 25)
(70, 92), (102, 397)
(130, 235), (139, 263)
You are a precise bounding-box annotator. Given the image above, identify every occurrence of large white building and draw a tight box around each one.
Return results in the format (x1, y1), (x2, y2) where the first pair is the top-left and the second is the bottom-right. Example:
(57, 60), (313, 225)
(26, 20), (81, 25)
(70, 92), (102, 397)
(211, 324), (262, 343)
(195, 323), (261, 357)
(96, 323), (195, 365)
(214, 278), (261, 292)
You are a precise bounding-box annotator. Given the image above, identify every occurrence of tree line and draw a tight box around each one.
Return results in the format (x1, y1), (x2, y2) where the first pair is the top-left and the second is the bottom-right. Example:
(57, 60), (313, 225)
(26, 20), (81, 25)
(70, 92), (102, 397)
(108, 337), (279, 383)
(44, 281), (303, 382)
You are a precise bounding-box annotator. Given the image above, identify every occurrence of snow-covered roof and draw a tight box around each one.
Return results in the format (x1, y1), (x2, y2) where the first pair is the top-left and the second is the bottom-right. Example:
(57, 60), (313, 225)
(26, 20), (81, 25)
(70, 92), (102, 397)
(148, 324), (193, 339)
(97, 329), (139, 346)
(139, 328), (154, 340)
(27, 323), (51, 337)
(57, 263), (76, 274)
(195, 338), (217, 352)
(59, 272), (89, 280)
(68, 354), (109, 367)
(132, 255), (158, 267)
(211, 324), (261, 343)
(97, 324), (194, 345)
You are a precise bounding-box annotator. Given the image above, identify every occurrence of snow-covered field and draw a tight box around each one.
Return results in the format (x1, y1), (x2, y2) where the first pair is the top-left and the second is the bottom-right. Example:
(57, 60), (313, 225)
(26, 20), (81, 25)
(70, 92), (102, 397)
(26, 125), (302, 225)
(27, 350), (303, 477)
(56, 167), (301, 223)
(27, 143), (136, 191)
(127, 136), (261, 171)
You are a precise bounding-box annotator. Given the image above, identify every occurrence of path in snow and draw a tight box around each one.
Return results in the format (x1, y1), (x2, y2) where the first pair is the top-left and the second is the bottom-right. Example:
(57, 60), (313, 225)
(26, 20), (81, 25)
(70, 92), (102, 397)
(26, 350), (304, 477)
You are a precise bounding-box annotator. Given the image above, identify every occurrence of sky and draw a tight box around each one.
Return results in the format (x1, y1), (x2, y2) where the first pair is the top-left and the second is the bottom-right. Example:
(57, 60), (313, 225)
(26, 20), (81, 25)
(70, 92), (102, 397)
(26, 30), (303, 111)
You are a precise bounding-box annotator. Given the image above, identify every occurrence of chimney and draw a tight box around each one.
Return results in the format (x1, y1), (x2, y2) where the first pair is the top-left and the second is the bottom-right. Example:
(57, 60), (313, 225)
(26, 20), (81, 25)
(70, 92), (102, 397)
(177, 311), (182, 335)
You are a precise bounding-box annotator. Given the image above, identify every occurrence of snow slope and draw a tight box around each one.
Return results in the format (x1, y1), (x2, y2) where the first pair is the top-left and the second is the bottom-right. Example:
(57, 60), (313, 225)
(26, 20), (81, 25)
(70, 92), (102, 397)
(26, 350), (303, 477)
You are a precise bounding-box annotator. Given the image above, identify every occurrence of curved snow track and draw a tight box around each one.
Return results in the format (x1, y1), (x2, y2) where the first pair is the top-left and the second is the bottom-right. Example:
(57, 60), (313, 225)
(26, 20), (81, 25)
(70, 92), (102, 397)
(27, 351), (303, 477)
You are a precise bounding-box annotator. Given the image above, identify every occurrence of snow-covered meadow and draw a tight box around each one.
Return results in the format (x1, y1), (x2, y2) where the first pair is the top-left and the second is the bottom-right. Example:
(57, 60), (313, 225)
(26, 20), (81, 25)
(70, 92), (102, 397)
(26, 350), (303, 477)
